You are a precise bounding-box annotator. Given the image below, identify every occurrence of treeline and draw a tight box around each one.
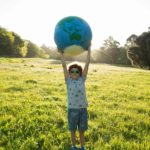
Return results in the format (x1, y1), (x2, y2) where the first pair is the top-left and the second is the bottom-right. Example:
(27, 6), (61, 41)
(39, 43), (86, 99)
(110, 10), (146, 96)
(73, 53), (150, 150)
(126, 32), (150, 69)
(0, 26), (150, 69)
(0, 27), (48, 58)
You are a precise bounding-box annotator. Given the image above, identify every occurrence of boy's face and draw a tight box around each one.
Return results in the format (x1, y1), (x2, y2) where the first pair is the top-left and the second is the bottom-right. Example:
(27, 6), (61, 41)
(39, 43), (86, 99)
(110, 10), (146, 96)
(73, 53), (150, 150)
(69, 68), (80, 79)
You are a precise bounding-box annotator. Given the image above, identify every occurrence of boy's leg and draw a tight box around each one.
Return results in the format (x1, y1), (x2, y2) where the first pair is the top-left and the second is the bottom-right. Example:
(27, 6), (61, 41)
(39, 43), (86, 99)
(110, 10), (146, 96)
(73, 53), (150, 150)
(79, 130), (84, 147)
(71, 131), (76, 146)
(78, 108), (88, 148)
(68, 109), (79, 147)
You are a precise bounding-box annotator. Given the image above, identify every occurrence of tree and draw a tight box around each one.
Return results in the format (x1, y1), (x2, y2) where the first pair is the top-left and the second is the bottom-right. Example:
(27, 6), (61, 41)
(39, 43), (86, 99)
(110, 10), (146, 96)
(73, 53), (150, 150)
(0, 27), (27, 57)
(11, 32), (27, 57)
(96, 36), (129, 64)
(103, 36), (120, 49)
(127, 31), (150, 69)
(26, 41), (40, 57)
(26, 41), (47, 58)
(126, 34), (138, 47)
(98, 36), (120, 63)
(0, 27), (14, 56)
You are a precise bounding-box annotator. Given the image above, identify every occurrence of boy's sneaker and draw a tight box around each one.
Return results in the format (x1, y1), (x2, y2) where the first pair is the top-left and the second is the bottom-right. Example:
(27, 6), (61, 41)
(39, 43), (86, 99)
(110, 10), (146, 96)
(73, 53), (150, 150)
(71, 146), (78, 150)
(80, 146), (85, 150)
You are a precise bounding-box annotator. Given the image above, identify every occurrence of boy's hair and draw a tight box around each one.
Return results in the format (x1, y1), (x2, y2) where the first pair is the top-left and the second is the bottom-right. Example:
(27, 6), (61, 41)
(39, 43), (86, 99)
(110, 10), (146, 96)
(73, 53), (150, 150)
(68, 64), (82, 76)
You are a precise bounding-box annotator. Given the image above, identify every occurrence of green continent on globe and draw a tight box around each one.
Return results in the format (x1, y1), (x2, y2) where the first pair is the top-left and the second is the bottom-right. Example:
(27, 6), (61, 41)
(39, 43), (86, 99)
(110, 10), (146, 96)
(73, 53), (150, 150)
(70, 33), (81, 41)
(59, 17), (83, 41)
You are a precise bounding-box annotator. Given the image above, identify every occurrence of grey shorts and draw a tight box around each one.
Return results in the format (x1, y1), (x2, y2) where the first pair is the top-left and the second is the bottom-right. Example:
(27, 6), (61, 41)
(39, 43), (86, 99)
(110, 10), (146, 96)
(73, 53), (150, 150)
(68, 108), (88, 131)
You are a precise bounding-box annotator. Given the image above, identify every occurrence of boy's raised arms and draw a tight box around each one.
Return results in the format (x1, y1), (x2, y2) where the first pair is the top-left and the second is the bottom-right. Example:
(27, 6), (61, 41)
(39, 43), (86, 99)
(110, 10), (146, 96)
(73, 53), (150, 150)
(82, 48), (91, 79)
(60, 52), (69, 79)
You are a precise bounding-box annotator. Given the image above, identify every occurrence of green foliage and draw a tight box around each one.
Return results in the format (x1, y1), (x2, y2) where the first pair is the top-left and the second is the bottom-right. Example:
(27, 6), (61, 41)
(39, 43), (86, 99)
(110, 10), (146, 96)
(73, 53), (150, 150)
(116, 47), (130, 64)
(103, 36), (120, 49)
(0, 27), (14, 55)
(99, 47), (121, 63)
(41, 45), (61, 60)
(0, 27), (47, 58)
(94, 36), (130, 64)
(0, 27), (27, 57)
(127, 31), (150, 69)
(26, 41), (40, 57)
(26, 41), (48, 58)
(11, 32), (27, 57)
(0, 58), (150, 149)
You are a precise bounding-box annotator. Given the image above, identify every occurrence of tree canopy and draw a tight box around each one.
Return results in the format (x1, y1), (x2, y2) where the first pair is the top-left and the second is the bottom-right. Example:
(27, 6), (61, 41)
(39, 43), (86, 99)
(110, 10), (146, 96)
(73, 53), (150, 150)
(127, 31), (150, 69)
(0, 27), (47, 58)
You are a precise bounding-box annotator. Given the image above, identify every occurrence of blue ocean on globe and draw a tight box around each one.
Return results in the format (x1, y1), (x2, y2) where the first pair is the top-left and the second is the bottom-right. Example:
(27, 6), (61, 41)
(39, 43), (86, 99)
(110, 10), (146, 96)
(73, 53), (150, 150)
(54, 16), (92, 55)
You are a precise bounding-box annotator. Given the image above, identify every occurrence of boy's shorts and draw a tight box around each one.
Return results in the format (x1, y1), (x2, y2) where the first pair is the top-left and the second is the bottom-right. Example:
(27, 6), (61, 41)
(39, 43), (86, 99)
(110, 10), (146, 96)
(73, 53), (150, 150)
(68, 108), (88, 131)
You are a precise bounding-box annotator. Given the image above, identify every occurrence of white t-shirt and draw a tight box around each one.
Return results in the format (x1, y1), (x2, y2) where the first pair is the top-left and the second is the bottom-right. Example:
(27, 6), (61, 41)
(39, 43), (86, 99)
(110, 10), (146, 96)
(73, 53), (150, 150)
(65, 76), (88, 109)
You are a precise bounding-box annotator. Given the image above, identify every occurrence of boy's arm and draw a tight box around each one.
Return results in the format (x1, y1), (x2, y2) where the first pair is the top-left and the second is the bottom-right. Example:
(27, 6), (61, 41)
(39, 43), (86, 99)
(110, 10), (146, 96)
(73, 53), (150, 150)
(60, 52), (69, 79)
(82, 48), (91, 78)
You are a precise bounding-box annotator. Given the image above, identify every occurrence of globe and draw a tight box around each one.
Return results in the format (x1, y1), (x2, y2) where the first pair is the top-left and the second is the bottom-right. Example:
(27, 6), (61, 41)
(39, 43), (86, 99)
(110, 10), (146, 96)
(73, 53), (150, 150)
(54, 16), (92, 56)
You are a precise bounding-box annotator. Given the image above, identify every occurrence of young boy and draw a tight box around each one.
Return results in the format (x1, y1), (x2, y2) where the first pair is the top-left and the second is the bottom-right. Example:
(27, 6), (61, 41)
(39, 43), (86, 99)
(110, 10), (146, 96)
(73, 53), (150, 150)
(60, 49), (91, 150)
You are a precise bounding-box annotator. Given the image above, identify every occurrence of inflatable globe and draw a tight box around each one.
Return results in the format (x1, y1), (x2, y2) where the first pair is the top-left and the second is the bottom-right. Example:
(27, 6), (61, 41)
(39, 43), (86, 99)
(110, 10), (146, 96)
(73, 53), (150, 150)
(54, 16), (92, 56)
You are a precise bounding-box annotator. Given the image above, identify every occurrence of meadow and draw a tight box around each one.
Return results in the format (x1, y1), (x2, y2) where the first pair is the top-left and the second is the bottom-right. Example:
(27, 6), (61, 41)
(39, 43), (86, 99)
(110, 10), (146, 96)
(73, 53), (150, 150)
(0, 58), (150, 150)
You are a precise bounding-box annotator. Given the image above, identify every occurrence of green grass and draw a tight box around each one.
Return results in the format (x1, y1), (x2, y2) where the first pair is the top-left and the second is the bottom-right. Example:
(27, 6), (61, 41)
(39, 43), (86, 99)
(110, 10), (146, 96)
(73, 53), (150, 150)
(0, 58), (150, 150)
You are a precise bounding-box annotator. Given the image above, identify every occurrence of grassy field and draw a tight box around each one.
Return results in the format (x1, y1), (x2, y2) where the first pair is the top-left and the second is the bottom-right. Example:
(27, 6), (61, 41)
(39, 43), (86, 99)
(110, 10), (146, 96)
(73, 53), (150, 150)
(0, 58), (150, 150)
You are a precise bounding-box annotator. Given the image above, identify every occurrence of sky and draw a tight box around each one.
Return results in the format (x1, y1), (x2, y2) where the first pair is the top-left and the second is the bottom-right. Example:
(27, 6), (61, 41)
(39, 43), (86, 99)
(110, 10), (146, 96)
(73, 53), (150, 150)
(0, 0), (150, 49)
